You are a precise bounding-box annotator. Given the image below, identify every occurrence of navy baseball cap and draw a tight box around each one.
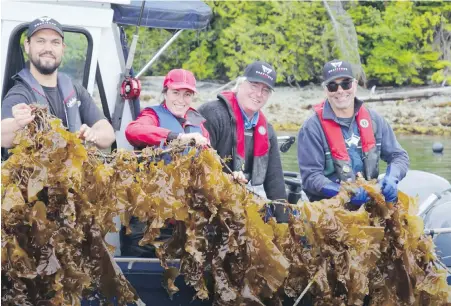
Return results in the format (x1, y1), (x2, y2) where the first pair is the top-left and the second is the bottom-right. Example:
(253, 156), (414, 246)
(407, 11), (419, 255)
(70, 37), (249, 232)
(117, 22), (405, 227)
(243, 61), (277, 90)
(322, 59), (354, 84)
(27, 16), (64, 39)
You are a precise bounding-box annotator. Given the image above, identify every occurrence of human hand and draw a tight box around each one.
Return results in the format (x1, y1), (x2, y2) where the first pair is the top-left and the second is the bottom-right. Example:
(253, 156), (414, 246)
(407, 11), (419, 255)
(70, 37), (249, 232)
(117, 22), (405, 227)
(350, 187), (370, 207)
(320, 182), (340, 198)
(178, 133), (209, 146)
(232, 171), (248, 184)
(77, 124), (97, 143)
(12, 103), (34, 128)
(380, 176), (398, 203)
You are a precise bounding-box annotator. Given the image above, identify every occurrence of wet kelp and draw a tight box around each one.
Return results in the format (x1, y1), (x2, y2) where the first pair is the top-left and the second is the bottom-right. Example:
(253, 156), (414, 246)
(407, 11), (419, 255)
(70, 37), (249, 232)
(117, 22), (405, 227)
(2, 106), (450, 305)
(1, 107), (138, 305)
(276, 185), (451, 305)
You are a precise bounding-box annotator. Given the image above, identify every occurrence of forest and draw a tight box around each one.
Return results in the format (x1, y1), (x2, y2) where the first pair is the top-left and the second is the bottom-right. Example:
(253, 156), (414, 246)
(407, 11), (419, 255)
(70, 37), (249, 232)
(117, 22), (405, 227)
(124, 1), (451, 87)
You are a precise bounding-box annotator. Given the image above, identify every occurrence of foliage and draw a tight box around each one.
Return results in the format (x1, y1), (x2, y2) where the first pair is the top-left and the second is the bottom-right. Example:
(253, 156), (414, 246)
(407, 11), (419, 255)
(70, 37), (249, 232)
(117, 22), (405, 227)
(119, 1), (451, 86)
(14, 1), (448, 86)
(348, 1), (451, 85)
(60, 32), (88, 84)
(2, 107), (451, 305)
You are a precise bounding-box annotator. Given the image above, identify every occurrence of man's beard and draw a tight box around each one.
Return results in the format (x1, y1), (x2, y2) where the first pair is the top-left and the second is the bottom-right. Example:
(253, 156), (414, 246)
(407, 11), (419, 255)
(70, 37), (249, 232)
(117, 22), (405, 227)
(30, 54), (61, 75)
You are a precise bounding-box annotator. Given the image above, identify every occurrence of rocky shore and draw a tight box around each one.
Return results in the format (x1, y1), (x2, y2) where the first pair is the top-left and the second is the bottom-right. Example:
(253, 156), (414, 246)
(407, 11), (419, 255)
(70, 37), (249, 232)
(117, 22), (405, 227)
(135, 77), (451, 136)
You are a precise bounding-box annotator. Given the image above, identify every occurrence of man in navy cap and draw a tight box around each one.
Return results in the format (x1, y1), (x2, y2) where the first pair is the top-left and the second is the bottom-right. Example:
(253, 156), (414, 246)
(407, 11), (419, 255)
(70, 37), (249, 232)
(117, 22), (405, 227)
(198, 61), (288, 220)
(1, 16), (115, 149)
(297, 59), (409, 205)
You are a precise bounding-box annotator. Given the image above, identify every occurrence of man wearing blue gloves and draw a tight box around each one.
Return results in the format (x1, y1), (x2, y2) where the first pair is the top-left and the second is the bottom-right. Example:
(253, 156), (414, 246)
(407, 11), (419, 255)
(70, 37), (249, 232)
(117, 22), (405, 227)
(297, 60), (409, 205)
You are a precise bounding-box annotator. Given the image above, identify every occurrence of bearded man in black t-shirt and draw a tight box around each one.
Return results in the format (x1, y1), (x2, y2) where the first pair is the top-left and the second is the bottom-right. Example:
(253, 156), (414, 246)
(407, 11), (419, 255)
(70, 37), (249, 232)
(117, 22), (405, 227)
(1, 16), (115, 149)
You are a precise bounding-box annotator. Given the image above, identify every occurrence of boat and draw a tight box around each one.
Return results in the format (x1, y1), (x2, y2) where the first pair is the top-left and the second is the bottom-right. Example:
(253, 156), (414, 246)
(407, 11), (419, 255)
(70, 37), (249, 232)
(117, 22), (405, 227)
(1, 1), (449, 305)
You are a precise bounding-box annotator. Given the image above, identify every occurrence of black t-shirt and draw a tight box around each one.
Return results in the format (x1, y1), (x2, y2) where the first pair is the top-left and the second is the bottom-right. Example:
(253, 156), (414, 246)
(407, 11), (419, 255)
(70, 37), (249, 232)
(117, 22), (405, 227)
(41, 85), (68, 126)
(1, 81), (105, 128)
(337, 116), (353, 128)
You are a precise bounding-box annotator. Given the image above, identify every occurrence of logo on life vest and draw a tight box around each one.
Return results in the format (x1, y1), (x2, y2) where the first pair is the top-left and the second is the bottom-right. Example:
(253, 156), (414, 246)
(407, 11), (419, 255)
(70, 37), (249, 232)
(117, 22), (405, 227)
(345, 133), (360, 147)
(258, 126), (267, 135)
(66, 98), (80, 108)
(359, 119), (369, 128)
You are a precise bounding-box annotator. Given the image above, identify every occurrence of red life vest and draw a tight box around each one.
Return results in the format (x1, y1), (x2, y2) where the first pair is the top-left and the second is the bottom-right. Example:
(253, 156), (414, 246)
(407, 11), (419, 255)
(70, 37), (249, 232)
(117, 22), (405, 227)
(313, 100), (379, 181)
(220, 91), (270, 185)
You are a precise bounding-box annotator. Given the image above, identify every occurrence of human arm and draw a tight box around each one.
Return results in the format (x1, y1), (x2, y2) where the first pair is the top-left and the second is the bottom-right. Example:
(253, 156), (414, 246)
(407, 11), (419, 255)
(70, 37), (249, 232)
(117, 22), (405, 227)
(263, 127), (287, 201)
(1, 104), (35, 148)
(262, 127), (288, 221)
(200, 124), (210, 143)
(378, 116), (409, 202)
(1, 89), (34, 148)
(78, 119), (115, 149)
(76, 84), (115, 148)
(178, 132), (209, 146)
(232, 171), (248, 184)
(197, 102), (221, 150)
(125, 108), (172, 147)
(297, 119), (338, 198)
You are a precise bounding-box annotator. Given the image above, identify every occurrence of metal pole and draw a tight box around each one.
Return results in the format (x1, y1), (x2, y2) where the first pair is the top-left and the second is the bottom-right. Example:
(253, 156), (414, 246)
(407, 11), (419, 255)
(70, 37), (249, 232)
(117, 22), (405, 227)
(293, 271), (319, 306)
(135, 29), (184, 79)
(418, 188), (451, 217)
(114, 257), (180, 270)
(208, 77), (237, 96)
(114, 258), (180, 263)
(424, 228), (451, 235)
(124, 0), (146, 77)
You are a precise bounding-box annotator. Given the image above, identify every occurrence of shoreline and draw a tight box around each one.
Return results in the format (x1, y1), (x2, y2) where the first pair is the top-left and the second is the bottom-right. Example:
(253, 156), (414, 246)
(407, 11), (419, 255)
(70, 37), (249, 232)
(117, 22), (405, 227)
(129, 77), (451, 136)
(272, 122), (451, 136)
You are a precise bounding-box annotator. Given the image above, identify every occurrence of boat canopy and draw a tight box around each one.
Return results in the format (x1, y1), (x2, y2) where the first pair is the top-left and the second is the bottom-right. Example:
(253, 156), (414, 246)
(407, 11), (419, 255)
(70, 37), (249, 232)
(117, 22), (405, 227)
(112, 0), (213, 30)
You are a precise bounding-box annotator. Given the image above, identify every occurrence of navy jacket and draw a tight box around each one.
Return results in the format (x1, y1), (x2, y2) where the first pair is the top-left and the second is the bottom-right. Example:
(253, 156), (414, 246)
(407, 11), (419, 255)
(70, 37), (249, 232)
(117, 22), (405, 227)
(297, 99), (409, 201)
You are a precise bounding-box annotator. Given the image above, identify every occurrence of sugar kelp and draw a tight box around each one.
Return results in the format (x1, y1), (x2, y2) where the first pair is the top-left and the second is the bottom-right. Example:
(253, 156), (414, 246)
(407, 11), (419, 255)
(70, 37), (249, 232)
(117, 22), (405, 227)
(1, 106), (138, 305)
(2, 106), (450, 305)
(273, 183), (451, 305)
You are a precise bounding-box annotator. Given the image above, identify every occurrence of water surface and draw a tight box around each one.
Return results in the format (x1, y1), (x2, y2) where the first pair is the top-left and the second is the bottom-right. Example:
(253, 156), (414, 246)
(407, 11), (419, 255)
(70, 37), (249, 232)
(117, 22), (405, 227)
(279, 134), (451, 182)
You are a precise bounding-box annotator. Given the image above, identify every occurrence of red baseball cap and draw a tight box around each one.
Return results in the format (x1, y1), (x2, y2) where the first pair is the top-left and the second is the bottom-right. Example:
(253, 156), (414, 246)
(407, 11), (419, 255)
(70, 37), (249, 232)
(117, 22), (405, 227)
(163, 69), (197, 93)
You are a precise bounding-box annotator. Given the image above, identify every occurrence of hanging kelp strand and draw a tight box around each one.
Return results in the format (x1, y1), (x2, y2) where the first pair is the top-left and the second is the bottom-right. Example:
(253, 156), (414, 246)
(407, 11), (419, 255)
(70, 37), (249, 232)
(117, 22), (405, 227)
(1, 106), (450, 305)
(1, 106), (138, 305)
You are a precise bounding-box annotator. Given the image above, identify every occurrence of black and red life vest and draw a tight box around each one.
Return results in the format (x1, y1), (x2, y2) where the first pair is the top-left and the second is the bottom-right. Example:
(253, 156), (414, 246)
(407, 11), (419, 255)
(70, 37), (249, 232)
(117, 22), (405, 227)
(220, 91), (270, 186)
(313, 100), (379, 182)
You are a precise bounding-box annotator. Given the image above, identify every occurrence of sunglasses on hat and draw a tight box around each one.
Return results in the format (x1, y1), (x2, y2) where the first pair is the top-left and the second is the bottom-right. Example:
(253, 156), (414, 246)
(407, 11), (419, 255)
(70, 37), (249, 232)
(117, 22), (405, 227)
(326, 79), (353, 92)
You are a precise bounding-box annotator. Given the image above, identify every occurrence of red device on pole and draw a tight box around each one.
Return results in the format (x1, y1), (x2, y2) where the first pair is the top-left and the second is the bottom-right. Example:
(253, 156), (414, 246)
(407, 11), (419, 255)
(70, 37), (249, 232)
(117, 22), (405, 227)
(120, 76), (141, 100)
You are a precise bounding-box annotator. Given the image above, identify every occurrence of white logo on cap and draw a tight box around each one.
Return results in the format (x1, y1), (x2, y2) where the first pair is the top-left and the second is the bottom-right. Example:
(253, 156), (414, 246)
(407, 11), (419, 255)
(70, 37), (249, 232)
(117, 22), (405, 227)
(360, 119), (369, 128)
(34, 17), (59, 31)
(327, 61), (349, 74)
(255, 65), (274, 81)
(258, 126), (266, 135)
(39, 17), (52, 22)
(262, 65), (272, 74)
(331, 61), (342, 68)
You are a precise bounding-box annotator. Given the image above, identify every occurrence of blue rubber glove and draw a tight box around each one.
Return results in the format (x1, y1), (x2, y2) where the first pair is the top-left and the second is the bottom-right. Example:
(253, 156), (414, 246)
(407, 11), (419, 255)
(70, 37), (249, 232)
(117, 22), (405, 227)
(320, 182), (341, 198)
(350, 187), (370, 207)
(381, 176), (399, 203)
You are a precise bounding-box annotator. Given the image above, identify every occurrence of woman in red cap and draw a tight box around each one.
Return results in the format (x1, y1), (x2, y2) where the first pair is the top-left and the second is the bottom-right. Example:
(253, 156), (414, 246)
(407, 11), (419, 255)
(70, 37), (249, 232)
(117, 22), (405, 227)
(122, 69), (209, 258)
(125, 69), (209, 148)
